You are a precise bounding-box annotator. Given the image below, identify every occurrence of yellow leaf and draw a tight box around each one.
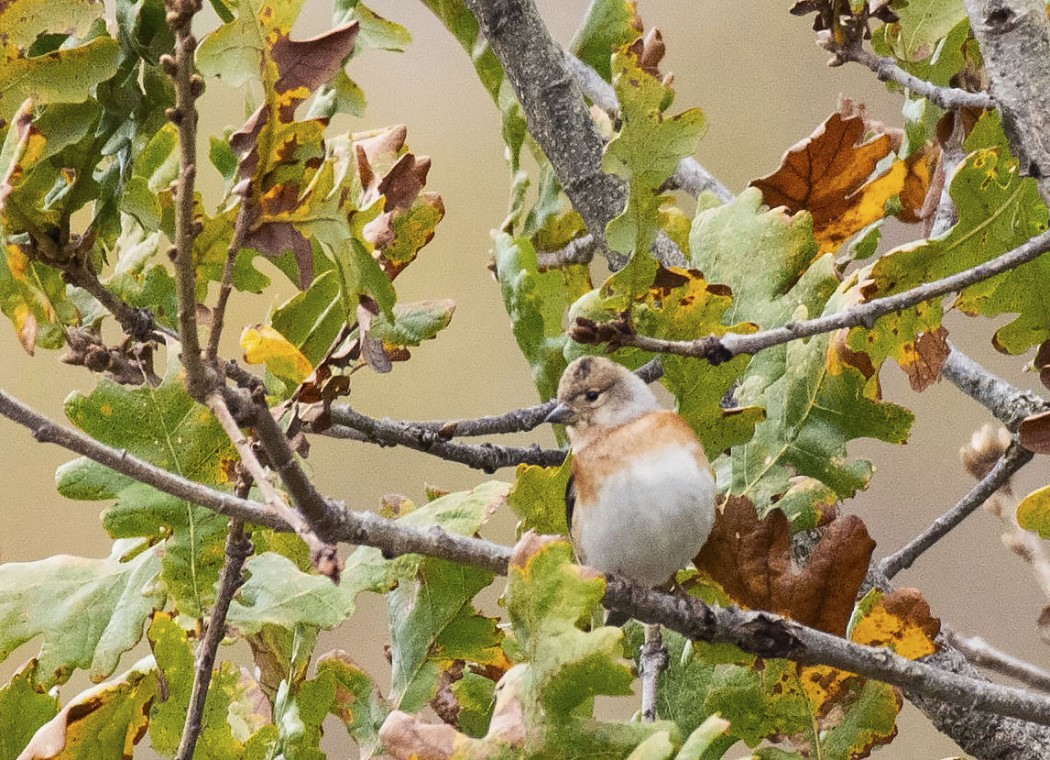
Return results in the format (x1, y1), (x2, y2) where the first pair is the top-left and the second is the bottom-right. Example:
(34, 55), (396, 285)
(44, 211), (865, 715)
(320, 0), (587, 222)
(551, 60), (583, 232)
(850, 588), (940, 660)
(240, 325), (312, 383)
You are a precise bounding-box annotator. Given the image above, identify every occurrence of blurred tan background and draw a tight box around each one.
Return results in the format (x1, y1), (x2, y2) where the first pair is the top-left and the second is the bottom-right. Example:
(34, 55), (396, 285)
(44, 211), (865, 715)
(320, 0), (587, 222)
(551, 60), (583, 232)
(3, 1), (1049, 756)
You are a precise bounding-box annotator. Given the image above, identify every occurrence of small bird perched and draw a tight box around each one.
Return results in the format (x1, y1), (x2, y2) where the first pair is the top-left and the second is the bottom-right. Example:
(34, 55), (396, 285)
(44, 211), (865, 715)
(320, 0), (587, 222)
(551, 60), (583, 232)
(544, 356), (716, 598)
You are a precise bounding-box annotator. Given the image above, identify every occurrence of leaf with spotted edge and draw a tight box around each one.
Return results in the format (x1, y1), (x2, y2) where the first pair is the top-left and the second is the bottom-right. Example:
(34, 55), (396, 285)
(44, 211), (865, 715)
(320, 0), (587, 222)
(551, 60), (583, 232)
(16, 656), (157, 759)
(55, 359), (238, 618)
(850, 112), (1049, 362)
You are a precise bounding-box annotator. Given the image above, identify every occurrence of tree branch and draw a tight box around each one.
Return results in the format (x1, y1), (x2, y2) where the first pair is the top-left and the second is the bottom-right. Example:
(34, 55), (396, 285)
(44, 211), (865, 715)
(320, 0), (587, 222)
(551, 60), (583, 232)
(463, 0), (627, 266)
(175, 511), (251, 760)
(579, 228), (1050, 364)
(5, 387), (1050, 729)
(226, 387), (341, 577)
(317, 407), (565, 471)
(878, 442), (1033, 579)
(205, 193), (251, 363)
(163, 0), (211, 398)
(940, 346), (1049, 429)
(963, 0), (1050, 204)
(827, 42), (995, 111)
(639, 623), (667, 722)
(947, 631), (1050, 693)
(206, 392), (335, 577)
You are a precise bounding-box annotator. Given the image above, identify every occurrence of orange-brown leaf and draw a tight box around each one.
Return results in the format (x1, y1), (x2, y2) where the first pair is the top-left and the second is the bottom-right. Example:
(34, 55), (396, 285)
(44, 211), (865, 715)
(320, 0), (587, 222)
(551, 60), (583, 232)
(751, 110), (905, 253)
(899, 326), (950, 392)
(694, 497), (876, 636)
(851, 588), (940, 659)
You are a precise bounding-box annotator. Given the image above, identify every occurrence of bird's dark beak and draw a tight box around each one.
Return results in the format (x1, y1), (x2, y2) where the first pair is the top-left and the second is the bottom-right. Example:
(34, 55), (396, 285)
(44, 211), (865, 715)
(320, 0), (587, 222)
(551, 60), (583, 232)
(544, 402), (574, 425)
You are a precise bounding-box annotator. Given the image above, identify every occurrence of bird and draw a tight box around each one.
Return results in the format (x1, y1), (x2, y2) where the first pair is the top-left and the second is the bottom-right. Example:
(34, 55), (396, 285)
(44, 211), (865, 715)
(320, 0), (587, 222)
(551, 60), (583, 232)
(544, 355), (716, 620)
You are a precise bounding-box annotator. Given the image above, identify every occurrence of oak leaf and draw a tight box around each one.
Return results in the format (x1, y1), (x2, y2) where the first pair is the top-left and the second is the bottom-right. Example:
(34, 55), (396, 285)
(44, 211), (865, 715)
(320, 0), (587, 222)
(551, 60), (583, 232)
(751, 108), (906, 254)
(694, 496), (875, 637)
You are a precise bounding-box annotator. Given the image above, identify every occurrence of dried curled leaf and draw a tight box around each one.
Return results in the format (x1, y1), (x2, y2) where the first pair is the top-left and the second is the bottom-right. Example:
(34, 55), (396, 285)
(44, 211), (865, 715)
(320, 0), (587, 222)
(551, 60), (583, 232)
(694, 496), (875, 637)
(751, 106), (906, 254)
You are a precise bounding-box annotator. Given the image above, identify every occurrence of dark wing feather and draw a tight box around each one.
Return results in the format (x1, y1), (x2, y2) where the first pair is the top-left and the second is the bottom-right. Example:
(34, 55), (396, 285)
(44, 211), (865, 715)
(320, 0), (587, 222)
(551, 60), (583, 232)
(564, 473), (576, 535)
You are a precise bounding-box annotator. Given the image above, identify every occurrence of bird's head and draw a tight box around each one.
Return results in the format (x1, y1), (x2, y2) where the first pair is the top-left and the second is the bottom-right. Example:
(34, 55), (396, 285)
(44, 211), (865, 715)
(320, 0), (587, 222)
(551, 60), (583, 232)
(544, 356), (659, 439)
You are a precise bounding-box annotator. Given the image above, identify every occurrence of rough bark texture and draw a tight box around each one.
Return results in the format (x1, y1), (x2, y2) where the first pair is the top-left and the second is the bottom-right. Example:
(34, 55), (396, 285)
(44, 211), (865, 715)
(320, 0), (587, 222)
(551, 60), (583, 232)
(965, 0), (1050, 201)
(464, 0), (628, 267)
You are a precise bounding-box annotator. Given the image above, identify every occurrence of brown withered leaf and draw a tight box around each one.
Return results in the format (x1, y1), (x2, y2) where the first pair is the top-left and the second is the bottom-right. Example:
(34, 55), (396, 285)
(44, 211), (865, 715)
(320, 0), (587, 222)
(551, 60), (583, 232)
(1020, 411), (1050, 456)
(271, 23), (358, 120)
(898, 143), (938, 225)
(900, 326), (950, 392)
(751, 106), (905, 254)
(694, 496), (875, 637)
(851, 588), (940, 659)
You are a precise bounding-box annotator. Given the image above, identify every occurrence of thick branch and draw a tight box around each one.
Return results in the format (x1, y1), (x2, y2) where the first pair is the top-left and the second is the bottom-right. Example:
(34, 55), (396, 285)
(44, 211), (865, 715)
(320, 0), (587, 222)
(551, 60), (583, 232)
(590, 228), (1050, 363)
(964, 0), (1050, 204)
(464, 0), (628, 267)
(5, 388), (1050, 728)
(879, 443), (1033, 579)
(831, 43), (995, 111)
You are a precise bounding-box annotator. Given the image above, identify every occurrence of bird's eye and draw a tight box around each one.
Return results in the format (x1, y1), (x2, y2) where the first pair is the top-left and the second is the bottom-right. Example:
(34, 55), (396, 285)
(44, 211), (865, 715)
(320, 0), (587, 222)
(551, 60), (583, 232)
(584, 389), (600, 402)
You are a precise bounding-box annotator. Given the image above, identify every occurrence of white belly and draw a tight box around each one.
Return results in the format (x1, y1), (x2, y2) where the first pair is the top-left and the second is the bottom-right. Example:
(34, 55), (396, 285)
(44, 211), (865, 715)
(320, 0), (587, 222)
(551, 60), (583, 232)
(575, 447), (715, 587)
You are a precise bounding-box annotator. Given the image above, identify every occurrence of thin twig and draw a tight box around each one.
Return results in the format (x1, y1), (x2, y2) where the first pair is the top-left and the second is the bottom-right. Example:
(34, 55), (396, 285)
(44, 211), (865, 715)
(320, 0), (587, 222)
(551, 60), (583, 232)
(563, 52), (734, 203)
(879, 444), (1033, 579)
(535, 234), (598, 268)
(318, 414), (565, 471)
(62, 257), (171, 343)
(586, 228), (1050, 364)
(829, 43), (995, 111)
(163, 0), (211, 398)
(205, 197), (252, 363)
(323, 358), (662, 441)
(947, 631), (1050, 693)
(6, 387), (1050, 726)
(206, 392), (335, 574)
(639, 623), (667, 722)
(175, 509), (251, 760)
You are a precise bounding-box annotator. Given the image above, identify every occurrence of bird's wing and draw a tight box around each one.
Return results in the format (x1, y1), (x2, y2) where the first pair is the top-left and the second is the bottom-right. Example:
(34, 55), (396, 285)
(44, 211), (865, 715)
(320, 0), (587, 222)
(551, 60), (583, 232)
(564, 472), (576, 537)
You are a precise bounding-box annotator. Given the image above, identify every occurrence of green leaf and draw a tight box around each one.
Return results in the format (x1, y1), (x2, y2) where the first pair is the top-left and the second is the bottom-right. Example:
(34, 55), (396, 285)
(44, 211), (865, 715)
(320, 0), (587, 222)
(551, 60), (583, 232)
(569, 0), (639, 81)
(0, 242), (77, 353)
(370, 299), (456, 348)
(56, 361), (237, 618)
(0, 541), (163, 687)
(270, 268), (344, 367)
(495, 233), (590, 401)
(0, 0), (104, 53)
(0, 660), (59, 759)
(228, 553), (357, 634)
(340, 2), (411, 52)
(507, 539), (632, 714)
(603, 47), (706, 264)
(147, 612), (246, 758)
(853, 112), (1049, 358)
(509, 457), (572, 536)
(316, 652), (389, 755)
(17, 657), (157, 758)
(1018, 485), (1050, 538)
(689, 188), (819, 330)
(676, 714), (734, 760)
(388, 557), (503, 712)
(819, 680), (901, 759)
(0, 38), (120, 125)
(887, 0), (966, 61)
